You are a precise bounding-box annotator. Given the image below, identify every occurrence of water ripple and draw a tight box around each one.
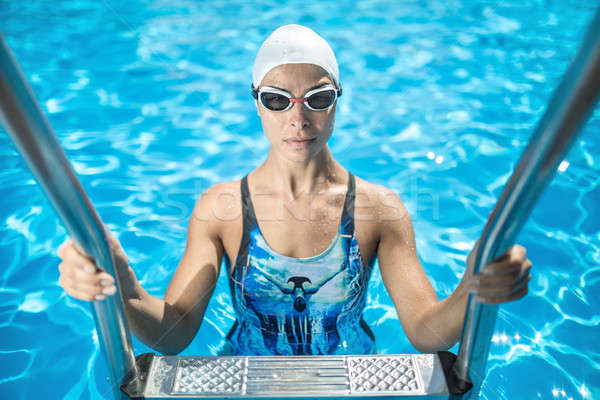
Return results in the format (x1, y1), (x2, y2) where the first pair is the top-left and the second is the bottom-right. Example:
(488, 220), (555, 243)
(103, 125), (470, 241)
(0, 0), (598, 399)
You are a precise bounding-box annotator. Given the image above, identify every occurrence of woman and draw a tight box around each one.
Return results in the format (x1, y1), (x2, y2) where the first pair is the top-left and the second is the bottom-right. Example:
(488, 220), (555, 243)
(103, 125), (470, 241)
(57, 25), (531, 356)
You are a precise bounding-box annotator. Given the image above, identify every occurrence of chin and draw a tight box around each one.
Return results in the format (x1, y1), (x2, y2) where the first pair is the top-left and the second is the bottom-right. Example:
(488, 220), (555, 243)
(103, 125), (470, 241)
(279, 146), (315, 161)
(285, 152), (314, 163)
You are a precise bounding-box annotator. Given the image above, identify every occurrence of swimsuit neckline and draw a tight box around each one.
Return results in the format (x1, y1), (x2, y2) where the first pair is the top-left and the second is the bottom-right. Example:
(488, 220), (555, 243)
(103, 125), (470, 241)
(245, 172), (352, 263)
(253, 222), (344, 263)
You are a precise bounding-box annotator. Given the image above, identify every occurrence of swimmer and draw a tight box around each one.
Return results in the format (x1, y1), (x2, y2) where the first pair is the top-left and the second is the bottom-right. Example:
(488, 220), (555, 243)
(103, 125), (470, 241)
(56, 25), (531, 355)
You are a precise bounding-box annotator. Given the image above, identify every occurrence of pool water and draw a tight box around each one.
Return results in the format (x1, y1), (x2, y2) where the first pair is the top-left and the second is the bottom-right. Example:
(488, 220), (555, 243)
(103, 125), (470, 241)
(1, 1), (599, 399)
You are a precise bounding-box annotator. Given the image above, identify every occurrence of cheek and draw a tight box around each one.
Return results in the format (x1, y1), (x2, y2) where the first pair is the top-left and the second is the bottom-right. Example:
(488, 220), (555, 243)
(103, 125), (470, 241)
(260, 115), (283, 141)
(266, 115), (284, 130)
(328, 114), (336, 130)
(323, 110), (336, 134)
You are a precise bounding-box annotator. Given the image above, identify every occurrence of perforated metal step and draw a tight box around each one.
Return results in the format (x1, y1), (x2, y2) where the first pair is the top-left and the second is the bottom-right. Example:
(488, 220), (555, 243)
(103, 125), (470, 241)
(138, 353), (449, 399)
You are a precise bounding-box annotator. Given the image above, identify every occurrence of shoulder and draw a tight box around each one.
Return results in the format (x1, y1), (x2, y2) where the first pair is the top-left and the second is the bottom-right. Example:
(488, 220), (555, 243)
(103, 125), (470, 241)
(351, 175), (413, 248)
(191, 179), (243, 235)
(353, 175), (410, 224)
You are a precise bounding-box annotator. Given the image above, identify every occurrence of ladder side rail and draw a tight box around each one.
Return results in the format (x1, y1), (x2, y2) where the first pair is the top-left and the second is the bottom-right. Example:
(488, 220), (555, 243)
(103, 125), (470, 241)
(453, 7), (600, 399)
(0, 33), (139, 400)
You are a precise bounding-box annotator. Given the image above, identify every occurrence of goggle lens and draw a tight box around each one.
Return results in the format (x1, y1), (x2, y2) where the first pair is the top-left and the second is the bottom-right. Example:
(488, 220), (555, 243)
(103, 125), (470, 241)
(307, 90), (335, 110)
(260, 92), (291, 111)
(257, 86), (339, 112)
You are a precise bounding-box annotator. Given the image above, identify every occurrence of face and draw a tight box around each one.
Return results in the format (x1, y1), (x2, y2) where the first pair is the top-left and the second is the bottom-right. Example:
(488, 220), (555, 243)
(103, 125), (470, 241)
(256, 63), (337, 163)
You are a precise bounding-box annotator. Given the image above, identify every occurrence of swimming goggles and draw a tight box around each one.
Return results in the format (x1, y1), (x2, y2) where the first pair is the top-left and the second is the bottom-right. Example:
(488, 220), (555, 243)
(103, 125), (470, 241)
(251, 84), (342, 112)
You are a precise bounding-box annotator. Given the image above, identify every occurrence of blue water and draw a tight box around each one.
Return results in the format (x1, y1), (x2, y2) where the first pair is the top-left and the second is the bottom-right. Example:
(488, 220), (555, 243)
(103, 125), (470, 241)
(1, 1), (599, 399)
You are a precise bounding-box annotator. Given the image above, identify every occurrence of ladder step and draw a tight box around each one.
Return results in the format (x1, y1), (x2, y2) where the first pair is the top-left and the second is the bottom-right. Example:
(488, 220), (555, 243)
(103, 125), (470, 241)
(140, 353), (449, 398)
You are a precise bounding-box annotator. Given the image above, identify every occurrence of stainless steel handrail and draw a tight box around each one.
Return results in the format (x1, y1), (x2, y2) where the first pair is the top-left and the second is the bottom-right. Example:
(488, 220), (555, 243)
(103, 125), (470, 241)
(0, 34), (139, 400)
(453, 7), (600, 399)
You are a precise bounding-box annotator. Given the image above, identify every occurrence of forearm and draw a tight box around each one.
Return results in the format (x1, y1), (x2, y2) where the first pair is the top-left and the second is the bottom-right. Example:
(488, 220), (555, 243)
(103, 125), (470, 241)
(119, 268), (192, 355)
(411, 277), (471, 353)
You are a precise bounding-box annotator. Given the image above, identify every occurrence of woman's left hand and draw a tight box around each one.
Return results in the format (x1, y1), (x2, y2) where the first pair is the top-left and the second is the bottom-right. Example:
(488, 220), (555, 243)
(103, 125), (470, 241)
(466, 243), (532, 305)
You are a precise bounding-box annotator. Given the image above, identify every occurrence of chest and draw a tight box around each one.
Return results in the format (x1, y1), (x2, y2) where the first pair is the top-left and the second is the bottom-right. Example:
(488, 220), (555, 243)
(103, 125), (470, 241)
(220, 193), (379, 272)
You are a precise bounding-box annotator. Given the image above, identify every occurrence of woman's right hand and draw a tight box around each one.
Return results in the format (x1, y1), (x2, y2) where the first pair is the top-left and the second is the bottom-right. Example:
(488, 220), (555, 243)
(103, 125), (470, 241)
(57, 233), (129, 302)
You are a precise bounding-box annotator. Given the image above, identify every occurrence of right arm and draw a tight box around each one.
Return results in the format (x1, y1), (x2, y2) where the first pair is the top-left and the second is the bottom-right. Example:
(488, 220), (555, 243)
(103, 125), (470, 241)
(57, 185), (226, 355)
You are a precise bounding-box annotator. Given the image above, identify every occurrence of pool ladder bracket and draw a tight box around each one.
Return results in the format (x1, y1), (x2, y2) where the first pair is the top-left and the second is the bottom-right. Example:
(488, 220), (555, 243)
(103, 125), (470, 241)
(121, 353), (155, 399)
(436, 351), (473, 398)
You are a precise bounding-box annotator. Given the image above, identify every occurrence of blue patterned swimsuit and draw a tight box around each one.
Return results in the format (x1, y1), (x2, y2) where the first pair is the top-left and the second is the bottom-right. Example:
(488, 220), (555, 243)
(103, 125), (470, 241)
(223, 173), (376, 355)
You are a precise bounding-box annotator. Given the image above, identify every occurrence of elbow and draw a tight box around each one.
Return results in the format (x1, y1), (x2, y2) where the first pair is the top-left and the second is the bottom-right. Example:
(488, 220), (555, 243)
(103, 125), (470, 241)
(158, 345), (186, 356)
(411, 340), (455, 354)
(407, 332), (434, 353)
(141, 335), (190, 356)
(406, 314), (458, 354)
(151, 304), (195, 355)
(410, 340), (433, 354)
(151, 334), (192, 356)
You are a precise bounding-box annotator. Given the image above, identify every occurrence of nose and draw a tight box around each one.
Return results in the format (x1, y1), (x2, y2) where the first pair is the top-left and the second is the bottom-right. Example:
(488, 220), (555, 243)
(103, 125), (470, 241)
(288, 101), (310, 129)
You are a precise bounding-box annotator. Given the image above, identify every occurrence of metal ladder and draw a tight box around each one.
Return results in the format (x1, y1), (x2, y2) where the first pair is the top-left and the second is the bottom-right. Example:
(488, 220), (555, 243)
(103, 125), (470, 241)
(1, 7), (599, 400)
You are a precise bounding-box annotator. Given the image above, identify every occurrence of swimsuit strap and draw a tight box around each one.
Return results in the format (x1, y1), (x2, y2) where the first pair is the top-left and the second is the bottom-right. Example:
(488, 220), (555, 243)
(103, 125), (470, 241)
(232, 175), (257, 280)
(241, 174), (259, 234)
(340, 172), (355, 236)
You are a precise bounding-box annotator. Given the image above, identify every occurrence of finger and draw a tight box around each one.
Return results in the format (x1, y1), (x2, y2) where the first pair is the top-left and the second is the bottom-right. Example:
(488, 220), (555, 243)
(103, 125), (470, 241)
(483, 257), (526, 275)
(60, 274), (100, 294)
(518, 260), (532, 280)
(57, 239), (73, 258)
(72, 266), (116, 289)
(58, 261), (116, 291)
(59, 259), (97, 282)
(488, 244), (527, 266)
(60, 274), (117, 298)
(480, 252), (530, 277)
(59, 241), (95, 266)
(476, 264), (522, 283)
(474, 273), (517, 288)
(59, 276), (96, 301)
(473, 274), (530, 303)
(509, 245), (527, 263)
(474, 262), (531, 288)
(72, 288), (104, 302)
(473, 272), (530, 296)
(71, 289), (95, 302)
(58, 260), (87, 282)
(508, 283), (529, 302)
(62, 250), (97, 275)
(476, 283), (529, 305)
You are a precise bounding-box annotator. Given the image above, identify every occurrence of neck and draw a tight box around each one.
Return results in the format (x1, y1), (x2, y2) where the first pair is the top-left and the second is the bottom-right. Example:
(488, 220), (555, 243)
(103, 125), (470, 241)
(255, 146), (346, 200)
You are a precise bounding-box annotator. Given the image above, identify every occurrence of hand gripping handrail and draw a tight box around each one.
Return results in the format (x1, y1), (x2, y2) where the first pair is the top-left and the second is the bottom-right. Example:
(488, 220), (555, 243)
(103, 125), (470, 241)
(0, 34), (140, 399)
(452, 7), (600, 399)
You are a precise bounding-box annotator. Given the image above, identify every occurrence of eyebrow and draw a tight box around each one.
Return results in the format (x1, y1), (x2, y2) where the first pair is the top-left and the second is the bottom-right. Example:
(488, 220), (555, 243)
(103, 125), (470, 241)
(267, 82), (332, 93)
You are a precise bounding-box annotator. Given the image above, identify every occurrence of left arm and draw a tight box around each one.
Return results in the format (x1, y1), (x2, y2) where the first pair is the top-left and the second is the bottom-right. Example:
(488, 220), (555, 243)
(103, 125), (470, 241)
(375, 186), (531, 353)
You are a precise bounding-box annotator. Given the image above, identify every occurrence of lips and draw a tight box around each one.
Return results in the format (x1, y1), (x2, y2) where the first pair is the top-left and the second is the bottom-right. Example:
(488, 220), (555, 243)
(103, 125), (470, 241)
(286, 137), (316, 142)
(285, 137), (316, 148)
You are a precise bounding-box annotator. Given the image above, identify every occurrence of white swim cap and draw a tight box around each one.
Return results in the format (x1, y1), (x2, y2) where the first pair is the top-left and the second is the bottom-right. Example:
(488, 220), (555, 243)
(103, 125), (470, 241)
(252, 24), (340, 89)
